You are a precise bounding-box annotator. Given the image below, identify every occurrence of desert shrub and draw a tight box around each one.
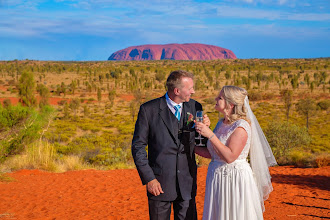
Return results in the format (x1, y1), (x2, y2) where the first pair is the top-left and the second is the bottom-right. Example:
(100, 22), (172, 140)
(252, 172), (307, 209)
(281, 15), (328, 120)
(317, 100), (330, 110)
(155, 70), (166, 82)
(57, 100), (67, 106)
(117, 123), (134, 135)
(0, 104), (31, 129)
(59, 155), (92, 171)
(289, 150), (315, 167)
(0, 105), (55, 162)
(87, 140), (133, 168)
(7, 79), (16, 86)
(203, 97), (215, 105)
(61, 134), (108, 156)
(17, 71), (37, 107)
(44, 120), (77, 143)
(0, 172), (15, 182)
(24, 141), (58, 171)
(91, 127), (101, 133)
(78, 121), (100, 131)
(248, 90), (263, 101)
(262, 92), (275, 100)
(265, 121), (311, 165)
(315, 153), (330, 167)
(256, 102), (273, 112)
(310, 138), (329, 153)
(2, 99), (11, 108)
(0, 141), (93, 172)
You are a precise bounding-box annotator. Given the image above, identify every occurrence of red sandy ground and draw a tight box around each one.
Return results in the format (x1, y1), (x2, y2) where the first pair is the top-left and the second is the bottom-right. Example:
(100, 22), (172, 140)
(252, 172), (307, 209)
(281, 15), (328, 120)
(0, 166), (329, 220)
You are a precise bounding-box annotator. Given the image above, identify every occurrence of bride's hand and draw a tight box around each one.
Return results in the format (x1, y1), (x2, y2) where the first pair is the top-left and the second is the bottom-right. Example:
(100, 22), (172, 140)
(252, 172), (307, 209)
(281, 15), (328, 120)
(203, 114), (211, 127)
(195, 121), (212, 138)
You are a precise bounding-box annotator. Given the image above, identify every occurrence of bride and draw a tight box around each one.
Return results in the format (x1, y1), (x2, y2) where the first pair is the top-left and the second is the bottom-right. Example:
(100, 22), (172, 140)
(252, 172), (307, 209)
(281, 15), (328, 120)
(195, 86), (277, 220)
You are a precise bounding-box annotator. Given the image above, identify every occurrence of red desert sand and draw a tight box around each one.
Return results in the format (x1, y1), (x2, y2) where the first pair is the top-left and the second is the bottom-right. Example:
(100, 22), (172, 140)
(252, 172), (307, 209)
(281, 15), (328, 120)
(0, 166), (329, 220)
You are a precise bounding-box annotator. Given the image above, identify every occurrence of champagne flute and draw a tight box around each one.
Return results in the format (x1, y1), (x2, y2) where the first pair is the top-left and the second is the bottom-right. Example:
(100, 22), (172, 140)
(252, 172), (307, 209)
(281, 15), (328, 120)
(195, 110), (204, 146)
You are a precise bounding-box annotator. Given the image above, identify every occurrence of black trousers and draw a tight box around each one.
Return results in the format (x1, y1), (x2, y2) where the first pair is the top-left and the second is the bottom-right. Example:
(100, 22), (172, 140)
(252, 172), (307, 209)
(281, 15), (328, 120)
(148, 196), (197, 220)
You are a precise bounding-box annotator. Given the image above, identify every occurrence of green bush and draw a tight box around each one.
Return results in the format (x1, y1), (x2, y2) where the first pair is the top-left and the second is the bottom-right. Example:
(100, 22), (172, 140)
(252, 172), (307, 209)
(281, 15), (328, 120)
(44, 120), (77, 143)
(0, 104), (31, 129)
(248, 90), (263, 101)
(87, 142), (132, 167)
(317, 100), (330, 110)
(265, 121), (311, 165)
(0, 105), (55, 162)
(289, 150), (315, 167)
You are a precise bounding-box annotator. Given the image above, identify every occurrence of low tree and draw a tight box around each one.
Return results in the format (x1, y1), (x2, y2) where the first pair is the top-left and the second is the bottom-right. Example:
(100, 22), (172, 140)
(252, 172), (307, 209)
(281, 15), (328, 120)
(304, 73), (310, 87)
(280, 89), (293, 121)
(97, 87), (102, 104)
(108, 89), (116, 108)
(63, 103), (70, 119)
(317, 99), (330, 110)
(83, 105), (89, 117)
(70, 80), (77, 95)
(2, 99), (11, 108)
(129, 101), (139, 122)
(290, 75), (299, 90)
(133, 89), (143, 106)
(61, 82), (66, 97)
(310, 81), (314, 93)
(36, 84), (50, 108)
(17, 71), (37, 107)
(224, 70), (231, 80)
(296, 98), (316, 131)
(69, 98), (80, 117)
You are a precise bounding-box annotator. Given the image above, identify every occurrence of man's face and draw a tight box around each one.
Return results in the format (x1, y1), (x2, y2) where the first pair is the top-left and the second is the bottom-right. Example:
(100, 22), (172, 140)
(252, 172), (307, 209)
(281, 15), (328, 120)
(176, 77), (195, 102)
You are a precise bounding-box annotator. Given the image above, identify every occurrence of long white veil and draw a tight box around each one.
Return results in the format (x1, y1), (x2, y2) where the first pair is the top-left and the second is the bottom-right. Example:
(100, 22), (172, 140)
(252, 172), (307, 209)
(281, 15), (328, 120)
(245, 96), (277, 212)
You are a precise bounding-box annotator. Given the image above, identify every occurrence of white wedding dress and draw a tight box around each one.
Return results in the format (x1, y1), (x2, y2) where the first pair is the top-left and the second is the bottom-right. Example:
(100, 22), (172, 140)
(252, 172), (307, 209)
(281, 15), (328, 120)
(202, 119), (263, 220)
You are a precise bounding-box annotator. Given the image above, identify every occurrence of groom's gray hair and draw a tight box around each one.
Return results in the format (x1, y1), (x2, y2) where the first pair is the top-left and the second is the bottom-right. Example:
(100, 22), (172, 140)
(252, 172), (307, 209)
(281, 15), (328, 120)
(166, 70), (194, 92)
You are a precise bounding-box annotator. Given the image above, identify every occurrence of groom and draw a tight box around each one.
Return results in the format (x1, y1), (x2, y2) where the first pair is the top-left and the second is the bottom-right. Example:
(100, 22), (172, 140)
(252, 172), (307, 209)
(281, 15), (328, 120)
(132, 70), (203, 219)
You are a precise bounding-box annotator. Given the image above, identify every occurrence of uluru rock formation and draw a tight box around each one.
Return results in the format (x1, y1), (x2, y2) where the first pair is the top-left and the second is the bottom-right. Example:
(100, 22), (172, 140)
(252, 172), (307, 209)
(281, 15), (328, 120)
(108, 43), (236, 61)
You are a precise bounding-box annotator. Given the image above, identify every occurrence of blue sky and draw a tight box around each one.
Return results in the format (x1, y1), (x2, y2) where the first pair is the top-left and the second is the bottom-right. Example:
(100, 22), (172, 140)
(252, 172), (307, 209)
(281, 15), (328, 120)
(0, 0), (329, 61)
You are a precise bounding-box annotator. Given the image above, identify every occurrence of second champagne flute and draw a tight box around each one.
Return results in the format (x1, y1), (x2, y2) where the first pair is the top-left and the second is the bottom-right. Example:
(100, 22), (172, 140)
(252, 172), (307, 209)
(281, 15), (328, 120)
(195, 110), (204, 146)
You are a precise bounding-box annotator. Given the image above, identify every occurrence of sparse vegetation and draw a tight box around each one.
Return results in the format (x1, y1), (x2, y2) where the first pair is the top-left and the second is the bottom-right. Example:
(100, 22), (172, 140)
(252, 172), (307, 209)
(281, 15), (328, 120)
(0, 58), (329, 171)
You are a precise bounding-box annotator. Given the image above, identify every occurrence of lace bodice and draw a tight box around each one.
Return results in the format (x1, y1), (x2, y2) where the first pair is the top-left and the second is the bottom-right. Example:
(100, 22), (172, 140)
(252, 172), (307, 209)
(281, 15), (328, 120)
(207, 118), (251, 162)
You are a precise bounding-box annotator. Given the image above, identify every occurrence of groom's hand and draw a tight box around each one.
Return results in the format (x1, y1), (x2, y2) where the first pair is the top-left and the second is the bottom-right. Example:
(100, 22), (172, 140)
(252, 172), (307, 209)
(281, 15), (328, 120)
(147, 179), (164, 196)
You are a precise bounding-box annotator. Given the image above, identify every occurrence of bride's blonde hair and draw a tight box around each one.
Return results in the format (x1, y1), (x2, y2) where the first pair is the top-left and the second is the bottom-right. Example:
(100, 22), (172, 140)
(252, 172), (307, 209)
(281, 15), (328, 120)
(221, 85), (249, 124)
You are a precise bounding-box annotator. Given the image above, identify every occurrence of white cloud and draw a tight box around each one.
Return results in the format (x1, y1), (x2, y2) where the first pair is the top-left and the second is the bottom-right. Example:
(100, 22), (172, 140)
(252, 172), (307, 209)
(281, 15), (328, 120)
(278, 0), (287, 5)
(0, 0), (329, 42)
(216, 6), (330, 21)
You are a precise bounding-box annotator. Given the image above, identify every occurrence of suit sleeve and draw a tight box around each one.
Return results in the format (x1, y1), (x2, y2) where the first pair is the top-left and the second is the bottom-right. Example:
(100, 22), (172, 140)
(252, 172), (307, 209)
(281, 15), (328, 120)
(131, 104), (155, 185)
(195, 101), (203, 112)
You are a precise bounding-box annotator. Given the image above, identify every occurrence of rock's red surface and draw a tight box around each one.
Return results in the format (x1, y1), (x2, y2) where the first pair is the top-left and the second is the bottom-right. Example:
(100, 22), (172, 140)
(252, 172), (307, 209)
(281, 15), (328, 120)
(108, 43), (236, 61)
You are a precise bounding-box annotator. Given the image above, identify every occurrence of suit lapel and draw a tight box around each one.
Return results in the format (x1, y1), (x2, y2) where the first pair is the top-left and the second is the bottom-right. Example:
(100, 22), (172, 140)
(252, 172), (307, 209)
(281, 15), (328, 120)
(159, 96), (178, 145)
(182, 101), (190, 127)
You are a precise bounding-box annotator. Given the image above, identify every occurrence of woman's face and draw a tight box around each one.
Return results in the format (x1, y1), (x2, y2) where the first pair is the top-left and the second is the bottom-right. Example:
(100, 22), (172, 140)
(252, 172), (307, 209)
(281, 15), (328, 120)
(215, 90), (226, 113)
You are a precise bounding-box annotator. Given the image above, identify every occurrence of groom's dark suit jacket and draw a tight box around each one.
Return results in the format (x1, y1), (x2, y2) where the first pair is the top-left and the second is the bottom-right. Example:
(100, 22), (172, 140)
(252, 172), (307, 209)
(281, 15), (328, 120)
(132, 95), (202, 201)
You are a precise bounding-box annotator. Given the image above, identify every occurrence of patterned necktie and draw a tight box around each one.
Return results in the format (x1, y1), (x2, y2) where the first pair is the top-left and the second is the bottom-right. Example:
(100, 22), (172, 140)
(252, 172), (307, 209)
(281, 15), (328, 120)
(174, 105), (181, 121)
